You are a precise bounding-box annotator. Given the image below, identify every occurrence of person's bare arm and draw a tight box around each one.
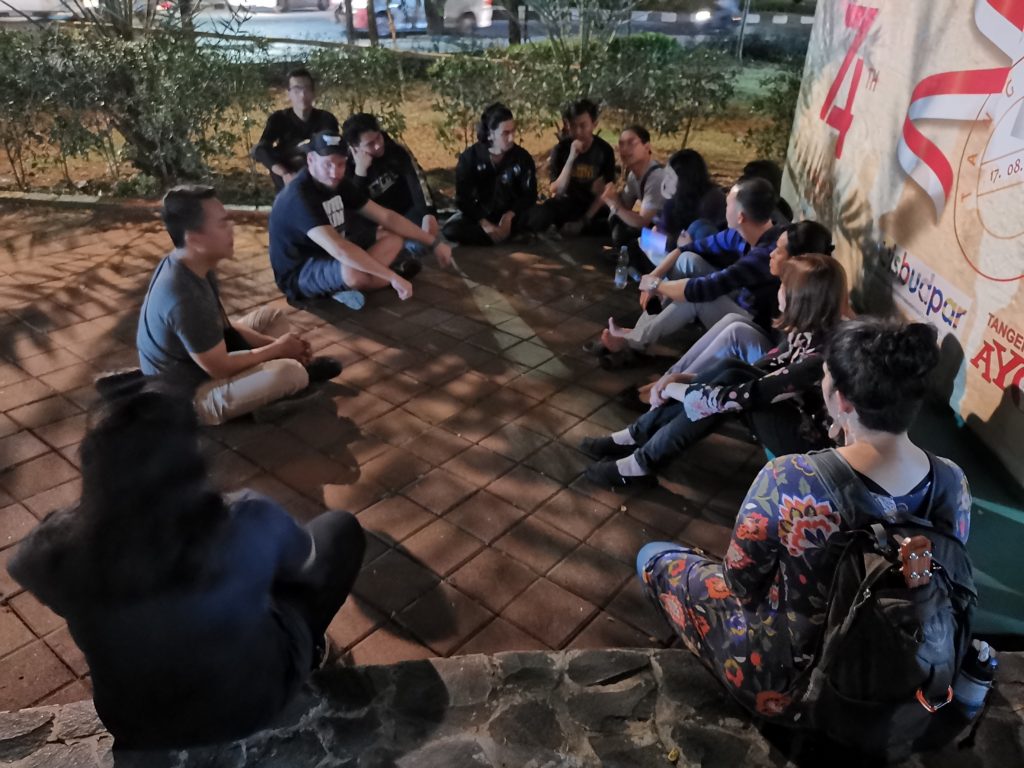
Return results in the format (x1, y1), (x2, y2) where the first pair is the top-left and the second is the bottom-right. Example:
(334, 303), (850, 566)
(640, 275), (688, 303)
(601, 183), (655, 229)
(549, 141), (581, 197)
(358, 200), (453, 268)
(306, 225), (401, 282)
(232, 323), (277, 349)
(190, 334), (307, 380)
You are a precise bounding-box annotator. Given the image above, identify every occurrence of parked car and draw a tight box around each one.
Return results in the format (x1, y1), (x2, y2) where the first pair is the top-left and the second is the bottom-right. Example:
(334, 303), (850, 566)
(228, 0), (330, 13)
(0, 0), (70, 17)
(339, 0), (492, 35)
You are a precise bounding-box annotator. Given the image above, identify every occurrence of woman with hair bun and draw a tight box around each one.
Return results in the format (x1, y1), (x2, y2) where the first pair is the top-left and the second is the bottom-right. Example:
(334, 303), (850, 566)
(634, 318), (972, 726)
(442, 103), (538, 245)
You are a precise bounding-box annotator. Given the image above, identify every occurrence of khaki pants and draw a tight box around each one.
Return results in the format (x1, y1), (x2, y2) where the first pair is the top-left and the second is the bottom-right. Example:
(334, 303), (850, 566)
(193, 308), (309, 426)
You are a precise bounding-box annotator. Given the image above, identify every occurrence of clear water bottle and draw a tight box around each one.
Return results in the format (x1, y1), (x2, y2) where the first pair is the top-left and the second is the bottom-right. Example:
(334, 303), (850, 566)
(953, 640), (997, 719)
(613, 246), (629, 290)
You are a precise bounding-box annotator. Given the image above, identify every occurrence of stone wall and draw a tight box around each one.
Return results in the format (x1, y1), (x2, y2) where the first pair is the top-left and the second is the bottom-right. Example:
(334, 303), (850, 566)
(1, 649), (1021, 767)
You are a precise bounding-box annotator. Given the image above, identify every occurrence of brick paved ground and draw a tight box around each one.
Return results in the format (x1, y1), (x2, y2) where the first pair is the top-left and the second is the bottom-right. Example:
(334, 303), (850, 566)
(0, 202), (766, 711)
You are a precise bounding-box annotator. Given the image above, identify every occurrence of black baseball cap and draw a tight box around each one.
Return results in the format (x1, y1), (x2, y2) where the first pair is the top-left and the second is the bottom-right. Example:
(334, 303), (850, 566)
(303, 131), (348, 156)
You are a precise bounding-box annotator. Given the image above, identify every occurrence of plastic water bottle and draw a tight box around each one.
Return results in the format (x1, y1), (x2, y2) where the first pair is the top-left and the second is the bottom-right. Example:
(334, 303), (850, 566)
(613, 246), (629, 290)
(953, 640), (997, 719)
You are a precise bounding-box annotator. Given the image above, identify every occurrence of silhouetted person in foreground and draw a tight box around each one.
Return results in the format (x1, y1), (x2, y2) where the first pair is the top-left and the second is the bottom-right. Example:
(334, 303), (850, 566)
(8, 384), (365, 749)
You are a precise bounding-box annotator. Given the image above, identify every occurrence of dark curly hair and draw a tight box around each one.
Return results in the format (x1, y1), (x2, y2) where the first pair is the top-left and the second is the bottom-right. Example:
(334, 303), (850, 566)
(826, 319), (940, 433)
(785, 220), (834, 256)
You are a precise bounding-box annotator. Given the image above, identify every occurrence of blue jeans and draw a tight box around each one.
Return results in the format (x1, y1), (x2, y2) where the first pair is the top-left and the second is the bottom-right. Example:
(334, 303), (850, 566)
(295, 257), (347, 298)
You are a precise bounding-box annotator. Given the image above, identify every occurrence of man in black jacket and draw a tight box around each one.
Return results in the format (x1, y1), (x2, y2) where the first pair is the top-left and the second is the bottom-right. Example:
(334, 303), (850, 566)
(252, 68), (339, 193)
(342, 113), (440, 253)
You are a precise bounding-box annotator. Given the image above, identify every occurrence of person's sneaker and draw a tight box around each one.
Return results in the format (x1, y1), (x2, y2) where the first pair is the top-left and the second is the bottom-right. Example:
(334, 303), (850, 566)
(392, 257), (422, 280)
(95, 368), (146, 400)
(331, 290), (366, 310)
(251, 386), (325, 423)
(580, 435), (637, 460)
(584, 459), (658, 490)
(305, 356), (343, 384)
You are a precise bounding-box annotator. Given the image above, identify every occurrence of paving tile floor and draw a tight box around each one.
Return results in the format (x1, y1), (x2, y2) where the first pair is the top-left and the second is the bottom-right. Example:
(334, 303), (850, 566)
(0, 203), (769, 711)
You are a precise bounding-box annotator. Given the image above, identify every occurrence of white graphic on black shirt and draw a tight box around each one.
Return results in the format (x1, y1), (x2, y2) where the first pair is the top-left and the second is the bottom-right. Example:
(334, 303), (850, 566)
(322, 195), (346, 230)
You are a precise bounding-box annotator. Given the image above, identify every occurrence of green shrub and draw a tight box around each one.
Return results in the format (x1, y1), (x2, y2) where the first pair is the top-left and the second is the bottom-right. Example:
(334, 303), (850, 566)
(740, 62), (801, 163)
(308, 46), (408, 137)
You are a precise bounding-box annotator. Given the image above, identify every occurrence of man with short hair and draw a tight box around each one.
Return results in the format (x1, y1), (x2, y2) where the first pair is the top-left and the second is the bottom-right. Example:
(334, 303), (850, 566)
(528, 99), (616, 236)
(600, 125), (665, 255)
(341, 112), (440, 251)
(269, 131), (453, 310)
(615, 177), (784, 353)
(252, 68), (339, 193)
(137, 185), (342, 426)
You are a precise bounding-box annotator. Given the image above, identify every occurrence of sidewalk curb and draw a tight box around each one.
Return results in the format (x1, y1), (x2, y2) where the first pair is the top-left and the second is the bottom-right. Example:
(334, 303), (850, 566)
(0, 190), (272, 218)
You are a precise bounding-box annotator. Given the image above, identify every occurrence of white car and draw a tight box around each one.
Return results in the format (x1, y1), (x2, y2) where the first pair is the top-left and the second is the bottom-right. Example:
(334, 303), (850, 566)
(342, 0), (492, 34)
(229, 0), (330, 12)
(0, 0), (71, 16)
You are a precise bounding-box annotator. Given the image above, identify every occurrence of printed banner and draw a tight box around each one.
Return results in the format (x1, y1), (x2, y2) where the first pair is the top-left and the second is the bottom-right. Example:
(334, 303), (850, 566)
(783, 0), (1024, 481)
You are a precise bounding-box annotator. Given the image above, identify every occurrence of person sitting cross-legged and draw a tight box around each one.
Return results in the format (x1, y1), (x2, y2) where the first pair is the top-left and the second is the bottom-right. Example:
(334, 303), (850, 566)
(527, 98), (616, 237)
(7, 383), (367, 750)
(269, 131), (453, 310)
(443, 103), (538, 246)
(342, 112), (441, 256)
(251, 67), (339, 194)
(136, 185), (343, 426)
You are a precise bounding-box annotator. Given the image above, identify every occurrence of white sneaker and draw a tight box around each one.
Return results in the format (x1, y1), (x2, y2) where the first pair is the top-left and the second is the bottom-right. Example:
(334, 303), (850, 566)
(331, 290), (366, 310)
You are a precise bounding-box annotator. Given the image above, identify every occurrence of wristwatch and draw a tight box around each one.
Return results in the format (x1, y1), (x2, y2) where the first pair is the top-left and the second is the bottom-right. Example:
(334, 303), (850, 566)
(647, 276), (663, 292)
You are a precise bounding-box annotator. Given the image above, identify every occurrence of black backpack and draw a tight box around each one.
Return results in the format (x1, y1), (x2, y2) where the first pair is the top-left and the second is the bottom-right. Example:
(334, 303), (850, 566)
(796, 449), (978, 762)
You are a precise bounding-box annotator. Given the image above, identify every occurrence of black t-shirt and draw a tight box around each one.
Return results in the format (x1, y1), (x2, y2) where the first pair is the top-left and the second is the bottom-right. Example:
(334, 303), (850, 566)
(346, 134), (434, 223)
(251, 108), (340, 190)
(268, 168), (370, 300)
(548, 135), (616, 208)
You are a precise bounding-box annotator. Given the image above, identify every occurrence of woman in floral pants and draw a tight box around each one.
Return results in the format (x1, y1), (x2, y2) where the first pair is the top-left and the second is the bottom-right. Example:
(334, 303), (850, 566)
(637, 319), (972, 723)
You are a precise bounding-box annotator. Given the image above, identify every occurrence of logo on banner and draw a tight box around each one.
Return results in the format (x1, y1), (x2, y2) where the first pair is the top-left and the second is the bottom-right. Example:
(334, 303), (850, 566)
(897, 0), (1024, 228)
(970, 312), (1024, 409)
(888, 246), (972, 338)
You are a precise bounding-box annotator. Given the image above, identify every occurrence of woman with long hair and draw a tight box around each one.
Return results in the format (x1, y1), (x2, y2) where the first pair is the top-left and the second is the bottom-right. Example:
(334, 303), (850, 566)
(634, 318), (972, 729)
(8, 383), (365, 749)
(583, 253), (848, 487)
(442, 102), (538, 245)
(654, 148), (726, 244)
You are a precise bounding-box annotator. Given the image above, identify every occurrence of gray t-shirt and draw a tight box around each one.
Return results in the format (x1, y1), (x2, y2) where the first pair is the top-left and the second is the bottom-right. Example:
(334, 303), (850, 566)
(136, 254), (225, 390)
(622, 161), (666, 219)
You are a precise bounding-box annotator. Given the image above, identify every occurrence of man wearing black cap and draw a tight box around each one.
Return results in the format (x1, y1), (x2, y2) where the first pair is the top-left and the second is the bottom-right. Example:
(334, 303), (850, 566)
(269, 131), (453, 310)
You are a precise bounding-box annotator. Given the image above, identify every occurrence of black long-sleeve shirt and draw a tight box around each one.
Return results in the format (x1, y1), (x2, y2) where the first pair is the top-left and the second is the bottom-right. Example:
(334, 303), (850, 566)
(347, 133), (436, 223)
(251, 107), (340, 191)
(454, 142), (537, 223)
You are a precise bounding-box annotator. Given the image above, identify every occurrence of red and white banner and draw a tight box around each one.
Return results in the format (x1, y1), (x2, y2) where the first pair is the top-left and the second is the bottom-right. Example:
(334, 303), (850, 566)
(784, 0), (1024, 481)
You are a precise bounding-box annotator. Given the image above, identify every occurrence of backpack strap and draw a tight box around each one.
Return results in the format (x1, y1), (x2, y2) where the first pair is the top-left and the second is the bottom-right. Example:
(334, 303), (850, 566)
(638, 161), (663, 200)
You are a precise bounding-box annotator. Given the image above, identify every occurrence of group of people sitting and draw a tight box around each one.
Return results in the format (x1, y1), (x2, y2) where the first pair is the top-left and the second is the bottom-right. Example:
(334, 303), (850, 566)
(5, 66), (980, 758)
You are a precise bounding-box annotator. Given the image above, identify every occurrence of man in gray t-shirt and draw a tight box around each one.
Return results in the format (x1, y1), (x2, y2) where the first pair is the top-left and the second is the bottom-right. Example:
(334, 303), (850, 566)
(136, 185), (342, 425)
(600, 125), (665, 262)
(137, 257), (229, 391)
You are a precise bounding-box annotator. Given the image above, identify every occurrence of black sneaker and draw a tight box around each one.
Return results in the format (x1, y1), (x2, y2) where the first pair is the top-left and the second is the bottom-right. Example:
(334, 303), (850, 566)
(584, 459), (657, 489)
(580, 435), (636, 460)
(251, 386), (324, 423)
(95, 368), (146, 400)
(305, 356), (343, 384)
(393, 257), (422, 280)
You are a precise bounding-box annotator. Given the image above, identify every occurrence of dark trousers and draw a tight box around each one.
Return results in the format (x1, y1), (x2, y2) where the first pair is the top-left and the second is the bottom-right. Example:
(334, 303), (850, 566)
(275, 510), (366, 645)
(442, 207), (539, 246)
(628, 361), (813, 472)
(526, 197), (611, 235)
